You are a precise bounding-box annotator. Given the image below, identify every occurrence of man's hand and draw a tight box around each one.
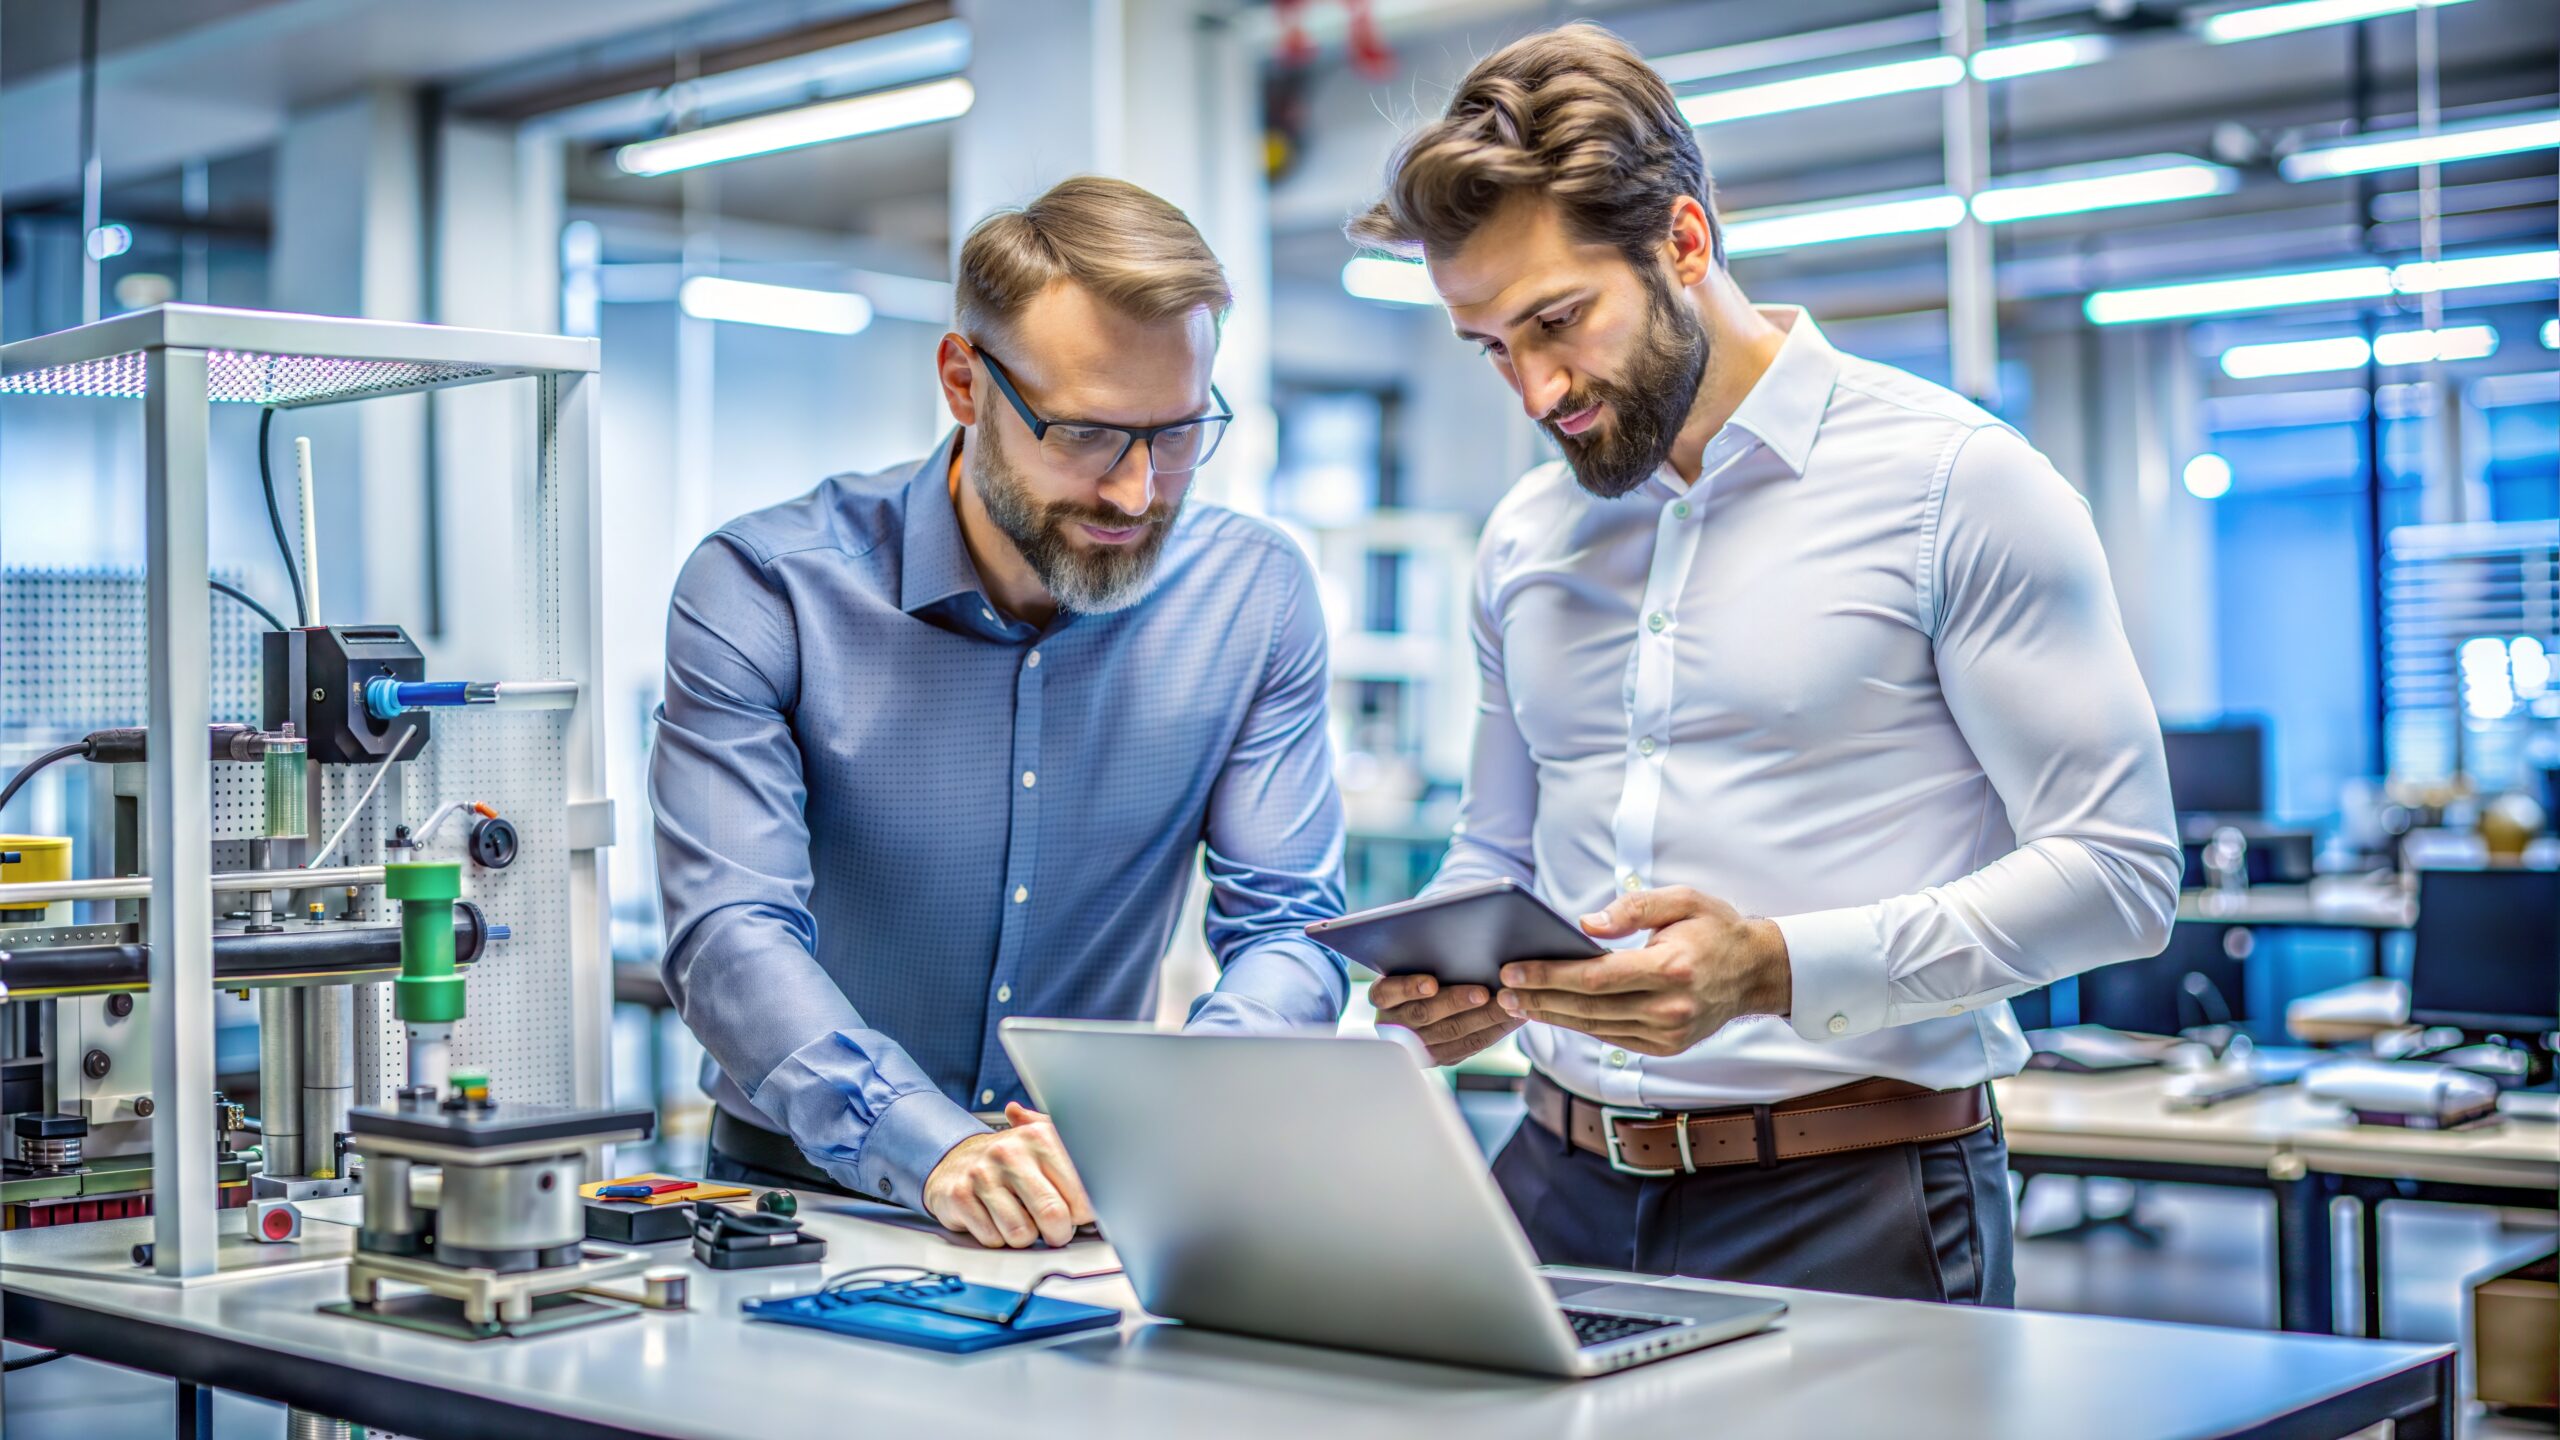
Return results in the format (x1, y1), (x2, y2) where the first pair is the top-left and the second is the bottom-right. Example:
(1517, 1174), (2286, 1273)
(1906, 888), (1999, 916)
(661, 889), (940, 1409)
(1371, 973), (1523, 1066)
(921, 1102), (1095, 1248)
(1495, 887), (1791, 1056)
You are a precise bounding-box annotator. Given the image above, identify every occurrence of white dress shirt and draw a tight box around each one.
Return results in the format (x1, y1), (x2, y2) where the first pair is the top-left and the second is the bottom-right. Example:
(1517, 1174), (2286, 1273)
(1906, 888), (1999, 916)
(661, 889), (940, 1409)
(1426, 307), (2181, 1109)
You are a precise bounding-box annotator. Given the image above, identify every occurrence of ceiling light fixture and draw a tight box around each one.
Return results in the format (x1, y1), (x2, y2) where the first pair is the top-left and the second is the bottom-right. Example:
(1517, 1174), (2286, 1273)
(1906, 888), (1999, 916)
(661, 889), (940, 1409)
(678, 276), (874, 334)
(616, 76), (975, 177)
(2281, 110), (2560, 181)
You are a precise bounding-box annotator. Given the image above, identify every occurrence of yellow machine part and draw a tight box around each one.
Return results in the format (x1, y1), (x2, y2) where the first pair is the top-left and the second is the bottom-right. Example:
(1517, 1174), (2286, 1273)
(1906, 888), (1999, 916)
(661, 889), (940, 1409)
(0, 835), (72, 885)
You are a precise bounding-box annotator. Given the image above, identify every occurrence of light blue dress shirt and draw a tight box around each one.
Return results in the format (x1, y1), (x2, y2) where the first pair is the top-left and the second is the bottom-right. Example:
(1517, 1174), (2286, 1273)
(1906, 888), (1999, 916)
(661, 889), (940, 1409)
(651, 432), (1348, 1209)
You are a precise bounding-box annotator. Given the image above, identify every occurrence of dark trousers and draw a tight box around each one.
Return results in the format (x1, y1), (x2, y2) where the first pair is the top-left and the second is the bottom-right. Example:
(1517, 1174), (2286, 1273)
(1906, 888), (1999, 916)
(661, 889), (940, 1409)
(1491, 1107), (2016, 1306)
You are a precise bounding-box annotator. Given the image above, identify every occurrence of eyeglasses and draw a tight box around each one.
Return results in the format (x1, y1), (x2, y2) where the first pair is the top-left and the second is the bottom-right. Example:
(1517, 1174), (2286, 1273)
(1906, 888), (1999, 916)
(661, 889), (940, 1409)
(972, 345), (1232, 483)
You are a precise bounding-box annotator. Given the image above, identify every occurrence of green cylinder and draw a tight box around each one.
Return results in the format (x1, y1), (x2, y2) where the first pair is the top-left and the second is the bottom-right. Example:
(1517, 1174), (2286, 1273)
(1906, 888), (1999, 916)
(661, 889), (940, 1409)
(386, 861), (466, 1024)
(261, 734), (309, 840)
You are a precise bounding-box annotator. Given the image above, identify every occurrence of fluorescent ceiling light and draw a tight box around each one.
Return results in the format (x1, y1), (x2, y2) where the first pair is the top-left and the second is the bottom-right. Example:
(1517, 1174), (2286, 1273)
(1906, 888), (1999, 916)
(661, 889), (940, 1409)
(2087, 248), (2554, 323)
(1967, 35), (2108, 80)
(2220, 335), (2376, 377)
(2217, 323), (2498, 377)
(1342, 256), (1440, 307)
(616, 76), (975, 176)
(1726, 195), (1966, 255)
(1970, 155), (2237, 222)
(2280, 111), (2560, 181)
(679, 276), (874, 334)
(2198, 0), (2473, 45)
(2371, 323), (2498, 364)
(1681, 55), (1959, 125)
(1723, 156), (2233, 258)
(1678, 36), (2104, 127)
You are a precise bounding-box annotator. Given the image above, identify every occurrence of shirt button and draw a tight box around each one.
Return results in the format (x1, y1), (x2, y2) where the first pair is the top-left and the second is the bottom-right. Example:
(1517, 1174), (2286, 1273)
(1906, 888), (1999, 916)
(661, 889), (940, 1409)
(980, 1089), (996, 1107)
(1827, 1015), (1849, 1035)
(1646, 611), (1667, 634)
(981, 607), (996, 623)
(1013, 885), (1028, 904)
(878, 1179), (893, 1198)
(1027, 650), (1042, 668)
(1637, 736), (1657, 757)
(1947, 1004), (1963, 1016)
(1021, 770), (1037, 788)
(1622, 874), (1642, 892)
(1673, 502), (1691, 519)
(997, 984), (1012, 1004)
(1607, 1049), (1629, 1068)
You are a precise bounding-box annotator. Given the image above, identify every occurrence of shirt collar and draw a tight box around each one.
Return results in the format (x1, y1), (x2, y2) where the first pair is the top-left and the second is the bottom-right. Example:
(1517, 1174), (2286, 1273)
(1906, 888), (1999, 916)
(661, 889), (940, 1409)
(1722, 306), (1839, 478)
(898, 429), (983, 616)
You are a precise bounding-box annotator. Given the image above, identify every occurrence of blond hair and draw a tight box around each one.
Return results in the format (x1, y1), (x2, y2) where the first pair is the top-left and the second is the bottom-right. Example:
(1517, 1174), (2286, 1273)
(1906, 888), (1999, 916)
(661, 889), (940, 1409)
(955, 176), (1232, 346)
(1348, 22), (1722, 268)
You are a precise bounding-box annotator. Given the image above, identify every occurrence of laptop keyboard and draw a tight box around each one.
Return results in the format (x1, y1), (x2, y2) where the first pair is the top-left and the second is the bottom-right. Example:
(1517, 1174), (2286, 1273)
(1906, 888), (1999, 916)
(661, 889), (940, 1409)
(1564, 1307), (1684, 1348)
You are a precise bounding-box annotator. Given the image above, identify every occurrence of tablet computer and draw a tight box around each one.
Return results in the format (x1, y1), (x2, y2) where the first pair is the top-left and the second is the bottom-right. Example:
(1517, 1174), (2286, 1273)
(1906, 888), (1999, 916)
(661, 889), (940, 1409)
(1305, 879), (1605, 989)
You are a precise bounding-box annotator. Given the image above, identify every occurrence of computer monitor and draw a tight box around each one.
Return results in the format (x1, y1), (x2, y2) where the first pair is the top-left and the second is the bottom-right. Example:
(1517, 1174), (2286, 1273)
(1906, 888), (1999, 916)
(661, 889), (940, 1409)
(2161, 722), (2266, 816)
(2408, 867), (2560, 1035)
(2073, 923), (2247, 1036)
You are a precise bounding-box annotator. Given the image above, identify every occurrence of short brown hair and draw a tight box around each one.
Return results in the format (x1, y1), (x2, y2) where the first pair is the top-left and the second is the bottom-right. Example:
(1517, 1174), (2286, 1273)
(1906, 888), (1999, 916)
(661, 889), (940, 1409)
(955, 176), (1232, 347)
(1348, 23), (1722, 270)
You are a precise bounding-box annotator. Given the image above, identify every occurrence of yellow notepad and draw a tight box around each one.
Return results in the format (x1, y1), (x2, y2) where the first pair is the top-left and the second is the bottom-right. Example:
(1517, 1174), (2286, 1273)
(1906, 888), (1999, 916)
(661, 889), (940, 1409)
(580, 1172), (753, 1207)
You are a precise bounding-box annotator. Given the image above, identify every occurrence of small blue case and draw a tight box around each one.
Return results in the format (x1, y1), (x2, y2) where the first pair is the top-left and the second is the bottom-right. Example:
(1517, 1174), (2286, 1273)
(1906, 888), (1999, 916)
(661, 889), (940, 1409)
(742, 1278), (1120, 1353)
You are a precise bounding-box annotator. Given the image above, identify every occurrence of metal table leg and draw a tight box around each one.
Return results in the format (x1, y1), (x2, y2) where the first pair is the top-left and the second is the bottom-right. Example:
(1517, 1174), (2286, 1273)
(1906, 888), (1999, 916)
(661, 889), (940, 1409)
(2269, 1171), (2337, 1334)
(2358, 1193), (2385, 1338)
(176, 1379), (214, 1439)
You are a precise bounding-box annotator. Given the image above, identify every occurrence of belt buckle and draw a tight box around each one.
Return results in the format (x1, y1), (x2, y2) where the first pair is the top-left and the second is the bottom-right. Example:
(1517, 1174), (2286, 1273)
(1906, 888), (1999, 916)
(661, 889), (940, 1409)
(1598, 1105), (1692, 1177)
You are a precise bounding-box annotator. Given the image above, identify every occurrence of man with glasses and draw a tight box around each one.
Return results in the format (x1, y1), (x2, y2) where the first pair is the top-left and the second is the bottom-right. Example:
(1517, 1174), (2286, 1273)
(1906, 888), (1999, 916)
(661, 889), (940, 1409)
(653, 177), (1348, 1249)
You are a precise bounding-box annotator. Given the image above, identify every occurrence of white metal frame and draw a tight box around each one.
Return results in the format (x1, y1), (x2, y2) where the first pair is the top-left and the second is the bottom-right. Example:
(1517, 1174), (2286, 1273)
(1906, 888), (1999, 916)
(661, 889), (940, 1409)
(0, 304), (604, 1278)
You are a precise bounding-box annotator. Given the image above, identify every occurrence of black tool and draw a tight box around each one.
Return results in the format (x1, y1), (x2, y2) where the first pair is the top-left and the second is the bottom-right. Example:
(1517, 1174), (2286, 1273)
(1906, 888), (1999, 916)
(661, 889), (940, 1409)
(692, 1199), (826, 1270)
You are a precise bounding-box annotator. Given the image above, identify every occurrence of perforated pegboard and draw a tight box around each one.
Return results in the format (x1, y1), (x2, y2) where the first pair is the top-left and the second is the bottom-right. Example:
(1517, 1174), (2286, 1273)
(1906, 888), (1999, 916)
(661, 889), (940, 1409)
(2, 568), (264, 731)
(0, 350), (499, 406)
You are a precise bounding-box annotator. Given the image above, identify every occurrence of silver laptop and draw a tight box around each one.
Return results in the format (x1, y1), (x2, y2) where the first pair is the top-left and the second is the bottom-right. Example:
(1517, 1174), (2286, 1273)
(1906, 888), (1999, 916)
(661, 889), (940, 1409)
(1000, 1018), (1785, 1377)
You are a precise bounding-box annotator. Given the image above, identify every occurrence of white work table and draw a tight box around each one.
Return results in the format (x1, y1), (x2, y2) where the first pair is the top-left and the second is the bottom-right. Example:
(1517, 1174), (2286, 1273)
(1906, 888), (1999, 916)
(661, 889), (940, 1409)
(1996, 1067), (2558, 1336)
(1, 1191), (2457, 1440)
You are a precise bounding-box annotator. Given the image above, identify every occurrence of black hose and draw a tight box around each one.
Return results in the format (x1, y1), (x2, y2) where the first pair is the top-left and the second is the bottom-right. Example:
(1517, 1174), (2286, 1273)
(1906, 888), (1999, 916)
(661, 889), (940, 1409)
(3, 1349), (67, 1373)
(0, 742), (87, 818)
(257, 407), (310, 627)
(210, 578), (286, 632)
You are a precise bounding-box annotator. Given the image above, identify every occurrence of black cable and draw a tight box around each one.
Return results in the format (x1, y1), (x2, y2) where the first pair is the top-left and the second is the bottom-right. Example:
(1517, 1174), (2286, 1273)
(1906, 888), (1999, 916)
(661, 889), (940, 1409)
(257, 407), (309, 627)
(209, 578), (286, 632)
(0, 741), (88, 817)
(3, 1349), (67, 1373)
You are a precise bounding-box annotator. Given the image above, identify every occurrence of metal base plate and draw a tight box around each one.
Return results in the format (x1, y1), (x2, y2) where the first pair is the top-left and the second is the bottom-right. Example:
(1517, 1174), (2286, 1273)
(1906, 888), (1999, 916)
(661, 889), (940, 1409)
(0, 1208), (354, 1286)
(342, 1245), (648, 1329)
(319, 1289), (637, 1341)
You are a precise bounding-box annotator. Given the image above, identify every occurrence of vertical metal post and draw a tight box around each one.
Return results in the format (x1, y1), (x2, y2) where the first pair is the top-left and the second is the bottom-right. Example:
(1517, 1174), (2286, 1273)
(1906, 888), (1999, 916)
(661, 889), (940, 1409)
(549, 370), (613, 1110)
(1941, 0), (1998, 406)
(254, 988), (305, 1176)
(145, 344), (217, 1278)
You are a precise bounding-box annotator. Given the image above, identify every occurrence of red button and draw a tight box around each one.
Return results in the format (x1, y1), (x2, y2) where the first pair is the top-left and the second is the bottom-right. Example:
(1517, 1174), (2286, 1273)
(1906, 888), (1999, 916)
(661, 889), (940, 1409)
(262, 1207), (293, 1239)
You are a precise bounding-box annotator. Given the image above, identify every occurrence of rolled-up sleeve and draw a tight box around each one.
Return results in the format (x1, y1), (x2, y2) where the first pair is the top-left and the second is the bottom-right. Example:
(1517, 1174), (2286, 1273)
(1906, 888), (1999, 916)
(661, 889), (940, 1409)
(1185, 543), (1352, 1032)
(1779, 423), (2183, 1042)
(651, 534), (984, 1205)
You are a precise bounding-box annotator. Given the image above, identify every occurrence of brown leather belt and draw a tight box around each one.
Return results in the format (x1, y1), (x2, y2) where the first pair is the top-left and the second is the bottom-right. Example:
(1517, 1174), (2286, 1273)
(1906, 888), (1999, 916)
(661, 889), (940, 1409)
(1524, 1069), (1993, 1176)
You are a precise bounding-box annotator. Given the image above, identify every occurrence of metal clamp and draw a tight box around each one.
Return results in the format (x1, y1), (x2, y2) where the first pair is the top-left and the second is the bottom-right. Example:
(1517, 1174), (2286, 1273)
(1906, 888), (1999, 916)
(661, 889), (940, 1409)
(1599, 1104), (1692, 1177)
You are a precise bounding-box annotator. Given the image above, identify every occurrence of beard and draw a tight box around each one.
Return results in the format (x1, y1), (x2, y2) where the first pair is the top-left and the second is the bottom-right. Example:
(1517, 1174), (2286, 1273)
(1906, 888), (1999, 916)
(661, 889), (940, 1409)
(1542, 268), (1709, 500)
(969, 419), (1183, 615)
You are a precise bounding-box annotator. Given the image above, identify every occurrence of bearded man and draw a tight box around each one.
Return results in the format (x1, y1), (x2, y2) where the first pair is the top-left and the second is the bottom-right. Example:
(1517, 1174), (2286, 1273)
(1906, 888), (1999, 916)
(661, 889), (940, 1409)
(653, 176), (1348, 1249)
(1354, 26), (2179, 1304)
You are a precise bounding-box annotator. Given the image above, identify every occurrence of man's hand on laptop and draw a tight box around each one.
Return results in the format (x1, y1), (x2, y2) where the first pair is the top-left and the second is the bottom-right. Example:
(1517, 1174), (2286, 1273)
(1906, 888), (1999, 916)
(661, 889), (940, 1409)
(1372, 975), (1525, 1066)
(922, 1101), (1095, 1248)
(1494, 887), (1792, 1057)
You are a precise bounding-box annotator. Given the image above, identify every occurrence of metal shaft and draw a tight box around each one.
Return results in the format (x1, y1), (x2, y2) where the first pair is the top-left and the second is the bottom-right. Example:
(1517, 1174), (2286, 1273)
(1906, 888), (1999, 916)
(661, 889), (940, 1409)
(257, 988), (305, 1177)
(0, 865), (385, 908)
(300, 986), (353, 1179)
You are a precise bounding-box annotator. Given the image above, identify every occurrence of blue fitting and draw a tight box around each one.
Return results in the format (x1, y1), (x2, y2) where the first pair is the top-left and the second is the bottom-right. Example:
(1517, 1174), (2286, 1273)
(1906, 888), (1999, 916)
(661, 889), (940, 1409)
(488, 923), (512, 942)
(364, 677), (470, 720)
